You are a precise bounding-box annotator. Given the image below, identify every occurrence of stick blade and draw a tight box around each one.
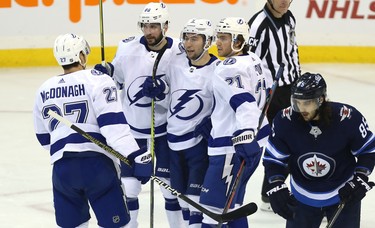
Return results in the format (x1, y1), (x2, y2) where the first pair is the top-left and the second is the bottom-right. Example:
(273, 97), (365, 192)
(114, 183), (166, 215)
(221, 202), (258, 222)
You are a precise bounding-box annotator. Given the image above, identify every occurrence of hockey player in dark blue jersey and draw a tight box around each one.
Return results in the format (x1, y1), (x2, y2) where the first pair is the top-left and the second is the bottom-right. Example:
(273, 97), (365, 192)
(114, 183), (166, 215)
(263, 72), (375, 228)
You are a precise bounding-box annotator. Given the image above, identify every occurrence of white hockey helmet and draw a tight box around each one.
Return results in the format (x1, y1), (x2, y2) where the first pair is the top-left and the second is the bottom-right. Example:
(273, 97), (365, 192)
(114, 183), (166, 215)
(181, 18), (214, 43)
(53, 33), (90, 66)
(215, 17), (249, 49)
(138, 2), (169, 28)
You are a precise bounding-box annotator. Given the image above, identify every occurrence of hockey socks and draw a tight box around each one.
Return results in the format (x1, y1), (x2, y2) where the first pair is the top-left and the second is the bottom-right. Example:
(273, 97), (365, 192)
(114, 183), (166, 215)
(227, 216), (248, 227)
(164, 197), (185, 227)
(189, 211), (203, 228)
(126, 197), (139, 227)
(182, 207), (190, 227)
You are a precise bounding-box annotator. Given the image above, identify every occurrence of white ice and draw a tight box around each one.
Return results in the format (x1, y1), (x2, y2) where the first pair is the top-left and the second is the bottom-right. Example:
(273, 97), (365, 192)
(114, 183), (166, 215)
(0, 64), (374, 228)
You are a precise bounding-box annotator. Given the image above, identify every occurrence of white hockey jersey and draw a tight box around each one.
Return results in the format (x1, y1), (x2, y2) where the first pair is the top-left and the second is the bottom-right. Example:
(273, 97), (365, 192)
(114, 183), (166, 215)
(165, 53), (219, 151)
(208, 53), (271, 156)
(112, 36), (183, 139)
(33, 69), (139, 164)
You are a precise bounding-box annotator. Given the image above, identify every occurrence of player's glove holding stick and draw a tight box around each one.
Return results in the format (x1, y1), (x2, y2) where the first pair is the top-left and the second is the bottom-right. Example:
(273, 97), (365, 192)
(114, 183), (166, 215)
(338, 173), (375, 205)
(266, 179), (297, 220)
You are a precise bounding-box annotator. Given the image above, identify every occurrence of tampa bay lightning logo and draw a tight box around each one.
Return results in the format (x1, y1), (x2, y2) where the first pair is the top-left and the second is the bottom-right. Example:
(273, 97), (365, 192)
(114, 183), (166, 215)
(127, 75), (164, 107)
(91, 69), (104, 76)
(297, 152), (335, 180)
(122, 36), (135, 43)
(223, 58), (236, 65)
(169, 89), (203, 120)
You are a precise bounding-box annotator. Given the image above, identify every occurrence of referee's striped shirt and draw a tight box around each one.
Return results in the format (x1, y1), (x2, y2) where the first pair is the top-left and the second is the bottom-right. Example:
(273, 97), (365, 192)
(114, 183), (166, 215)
(248, 4), (301, 87)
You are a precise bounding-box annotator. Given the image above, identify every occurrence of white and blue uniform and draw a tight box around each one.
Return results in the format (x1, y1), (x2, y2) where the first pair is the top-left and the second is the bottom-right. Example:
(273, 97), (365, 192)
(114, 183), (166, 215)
(33, 69), (139, 164)
(111, 35), (182, 178)
(111, 35), (184, 227)
(33, 69), (139, 227)
(165, 52), (217, 190)
(112, 36), (182, 139)
(166, 53), (218, 151)
(164, 52), (219, 226)
(200, 53), (271, 213)
(264, 103), (375, 207)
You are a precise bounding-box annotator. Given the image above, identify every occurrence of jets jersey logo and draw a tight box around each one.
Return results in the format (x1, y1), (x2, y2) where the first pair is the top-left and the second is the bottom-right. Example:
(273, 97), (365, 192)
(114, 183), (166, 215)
(282, 107), (292, 120)
(298, 152), (335, 180)
(309, 126), (322, 139)
(169, 89), (203, 120)
(340, 105), (352, 121)
(127, 75), (165, 107)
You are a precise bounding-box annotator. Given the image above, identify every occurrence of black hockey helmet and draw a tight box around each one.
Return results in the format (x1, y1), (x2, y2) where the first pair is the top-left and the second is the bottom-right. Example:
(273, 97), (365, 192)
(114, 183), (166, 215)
(291, 72), (327, 100)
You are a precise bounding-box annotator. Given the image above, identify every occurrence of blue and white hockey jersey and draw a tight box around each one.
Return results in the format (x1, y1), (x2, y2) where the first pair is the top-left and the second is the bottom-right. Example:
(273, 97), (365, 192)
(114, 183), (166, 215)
(33, 69), (139, 164)
(112, 36), (182, 139)
(165, 53), (219, 151)
(208, 53), (272, 156)
(264, 102), (375, 207)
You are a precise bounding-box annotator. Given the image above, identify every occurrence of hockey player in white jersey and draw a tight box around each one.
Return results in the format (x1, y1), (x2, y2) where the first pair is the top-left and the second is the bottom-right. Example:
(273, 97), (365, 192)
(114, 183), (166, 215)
(142, 18), (219, 227)
(198, 17), (272, 227)
(33, 33), (152, 227)
(94, 3), (185, 227)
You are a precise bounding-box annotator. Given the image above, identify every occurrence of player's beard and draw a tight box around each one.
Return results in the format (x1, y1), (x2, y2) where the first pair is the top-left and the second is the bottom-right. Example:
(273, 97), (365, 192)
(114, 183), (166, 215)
(146, 33), (164, 47)
(301, 109), (319, 122)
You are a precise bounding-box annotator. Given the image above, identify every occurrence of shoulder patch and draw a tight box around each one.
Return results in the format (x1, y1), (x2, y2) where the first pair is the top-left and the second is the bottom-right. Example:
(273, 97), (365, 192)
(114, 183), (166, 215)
(223, 57), (236, 65)
(282, 107), (292, 121)
(339, 105), (352, 121)
(122, 36), (135, 43)
(254, 63), (263, 75)
(178, 42), (185, 54)
(91, 69), (104, 76)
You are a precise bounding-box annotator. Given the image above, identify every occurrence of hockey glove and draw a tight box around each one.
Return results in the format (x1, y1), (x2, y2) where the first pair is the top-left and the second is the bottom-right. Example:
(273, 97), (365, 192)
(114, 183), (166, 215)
(232, 129), (261, 167)
(193, 116), (212, 140)
(142, 76), (168, 100)
(127, 146), (153, 184)
(94, 62), (114, 77)
(338, 173), (375, 205)
(266, 181), (297, 220)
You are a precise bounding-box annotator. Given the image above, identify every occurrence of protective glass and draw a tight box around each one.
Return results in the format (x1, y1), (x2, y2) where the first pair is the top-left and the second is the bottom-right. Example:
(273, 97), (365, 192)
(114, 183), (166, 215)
(291, 97), (320, 113)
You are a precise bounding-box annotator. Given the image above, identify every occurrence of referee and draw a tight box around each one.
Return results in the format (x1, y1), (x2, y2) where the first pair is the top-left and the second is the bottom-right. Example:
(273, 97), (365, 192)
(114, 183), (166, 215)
(248, 0), (301, 211)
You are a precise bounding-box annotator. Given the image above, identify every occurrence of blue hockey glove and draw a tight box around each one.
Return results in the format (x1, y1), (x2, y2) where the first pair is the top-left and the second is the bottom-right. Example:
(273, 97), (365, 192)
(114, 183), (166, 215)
(94, 62), (114, 77)
(266, 180), (297, 220)
(232, 129), (261, 167)
(142, 76), (168, 99)
(193, 116), (212, 140)
(127, 147), (153, 184)
(338, 173), (375, 205)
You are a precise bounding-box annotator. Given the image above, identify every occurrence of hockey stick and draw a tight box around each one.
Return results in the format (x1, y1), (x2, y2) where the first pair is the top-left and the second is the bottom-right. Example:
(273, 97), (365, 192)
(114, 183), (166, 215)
(326, 202), (345, 228)
(47, 110), (257, 223)
(47, 110), (131, 167)
(151, 175), (258, 223)
(149, 43), (168, 228)
(99, 0), (106, 66)
(218, 63), (285, 227)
